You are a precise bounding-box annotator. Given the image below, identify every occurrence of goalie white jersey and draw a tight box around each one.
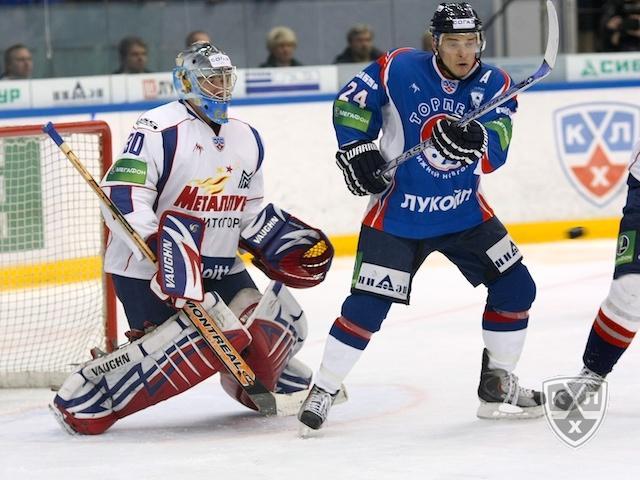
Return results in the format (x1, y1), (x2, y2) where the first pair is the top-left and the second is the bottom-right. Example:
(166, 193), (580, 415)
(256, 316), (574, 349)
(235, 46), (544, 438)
(101, 100), (264, 280)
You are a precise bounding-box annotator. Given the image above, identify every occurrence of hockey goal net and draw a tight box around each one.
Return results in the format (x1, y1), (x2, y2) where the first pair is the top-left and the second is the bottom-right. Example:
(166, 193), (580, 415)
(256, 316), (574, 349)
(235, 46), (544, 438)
(0, 121), (117, 388)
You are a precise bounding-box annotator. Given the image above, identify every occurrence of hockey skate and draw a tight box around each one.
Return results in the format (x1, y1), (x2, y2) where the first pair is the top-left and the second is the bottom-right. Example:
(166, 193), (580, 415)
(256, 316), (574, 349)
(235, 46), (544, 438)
(552, 367), (605, 411)
(297, 384), (341, 435)
(476, 349), (544, 419)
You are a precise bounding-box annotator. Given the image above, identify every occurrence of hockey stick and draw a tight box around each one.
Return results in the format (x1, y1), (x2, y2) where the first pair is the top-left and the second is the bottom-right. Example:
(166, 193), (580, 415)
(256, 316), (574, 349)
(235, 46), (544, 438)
(42, 122), (284, 415)
(380, 0), (559, 176)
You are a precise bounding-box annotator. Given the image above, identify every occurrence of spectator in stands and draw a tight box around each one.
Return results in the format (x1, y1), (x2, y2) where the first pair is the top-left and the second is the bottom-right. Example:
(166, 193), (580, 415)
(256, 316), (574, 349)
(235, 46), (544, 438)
(260, 26), (302, 67)
(114, 36), (150, 74)
(185, 30), (212, 47)
(601, 0), (640, 51)
(422, 31), (434, 52)
(0, 44), (33, 80)
(334, 24), (383, 63)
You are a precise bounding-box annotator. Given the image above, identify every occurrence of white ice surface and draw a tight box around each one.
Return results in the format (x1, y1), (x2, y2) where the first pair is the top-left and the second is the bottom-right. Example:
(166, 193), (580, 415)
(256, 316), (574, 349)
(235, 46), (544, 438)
(2, 240), (639, 480)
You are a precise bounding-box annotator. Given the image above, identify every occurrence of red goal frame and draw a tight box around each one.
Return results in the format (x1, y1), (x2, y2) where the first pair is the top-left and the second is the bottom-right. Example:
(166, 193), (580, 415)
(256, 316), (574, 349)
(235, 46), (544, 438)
(0, 121), (117, 352)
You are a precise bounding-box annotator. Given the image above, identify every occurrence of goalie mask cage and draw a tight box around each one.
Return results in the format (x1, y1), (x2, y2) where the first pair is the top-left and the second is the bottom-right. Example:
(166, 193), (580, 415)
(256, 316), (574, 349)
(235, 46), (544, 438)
(0, 121), (117, 388)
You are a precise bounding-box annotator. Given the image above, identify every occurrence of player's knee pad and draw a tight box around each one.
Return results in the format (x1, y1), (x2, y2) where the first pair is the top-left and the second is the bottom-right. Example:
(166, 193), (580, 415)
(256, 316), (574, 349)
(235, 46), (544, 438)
(602, 274), (640, 330)
(341, 292), (393, 333)
(220, 281), (309, 410)
(486, 263), (536, 313)
(51, 292), (251, 435)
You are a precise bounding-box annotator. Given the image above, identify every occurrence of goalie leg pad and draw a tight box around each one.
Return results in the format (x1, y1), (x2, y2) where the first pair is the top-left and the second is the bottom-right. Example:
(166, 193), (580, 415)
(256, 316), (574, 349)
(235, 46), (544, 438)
(220, 281), (309, 409)
(51, 292), (251, 435)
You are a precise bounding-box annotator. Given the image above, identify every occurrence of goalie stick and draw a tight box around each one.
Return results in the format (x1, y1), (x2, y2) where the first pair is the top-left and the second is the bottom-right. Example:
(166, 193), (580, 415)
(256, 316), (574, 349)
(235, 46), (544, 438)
(380, 0), (559, 176)
(43, 122), (285, 416)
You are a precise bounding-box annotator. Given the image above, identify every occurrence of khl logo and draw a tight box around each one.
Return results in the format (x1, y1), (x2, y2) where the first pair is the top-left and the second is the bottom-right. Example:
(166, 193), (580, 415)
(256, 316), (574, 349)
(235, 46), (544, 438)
(543, 376), (608, 448)
(554, 103), (639, 207)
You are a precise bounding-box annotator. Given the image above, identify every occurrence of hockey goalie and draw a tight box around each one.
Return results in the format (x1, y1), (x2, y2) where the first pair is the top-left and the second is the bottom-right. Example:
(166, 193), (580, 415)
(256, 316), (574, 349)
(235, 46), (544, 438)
(50, 43), (335, 435)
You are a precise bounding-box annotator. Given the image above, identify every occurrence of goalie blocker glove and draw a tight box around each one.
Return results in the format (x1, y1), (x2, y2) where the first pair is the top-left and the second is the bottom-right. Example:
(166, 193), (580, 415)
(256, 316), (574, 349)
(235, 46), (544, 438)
(149, 211), (205, 309)
(431, 117), (488, 166)
(336, 140), (389, 196)
(240, 204), (334, 288)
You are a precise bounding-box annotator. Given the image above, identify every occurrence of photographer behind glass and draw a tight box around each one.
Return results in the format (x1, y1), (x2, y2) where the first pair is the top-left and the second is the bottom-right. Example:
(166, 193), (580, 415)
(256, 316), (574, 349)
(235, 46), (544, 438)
(601, 0), (640, 51)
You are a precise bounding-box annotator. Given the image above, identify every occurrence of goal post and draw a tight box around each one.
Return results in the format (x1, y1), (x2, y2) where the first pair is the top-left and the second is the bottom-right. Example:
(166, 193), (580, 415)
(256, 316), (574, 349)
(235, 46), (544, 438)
(0, 121), (117, 388)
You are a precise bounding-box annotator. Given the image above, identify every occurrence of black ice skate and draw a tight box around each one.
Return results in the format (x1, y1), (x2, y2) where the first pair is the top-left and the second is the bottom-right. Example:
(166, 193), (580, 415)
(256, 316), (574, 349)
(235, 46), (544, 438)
(298, 384), (339, 433)
(553, 367), (605, 411)
(477, 348), (544, 419)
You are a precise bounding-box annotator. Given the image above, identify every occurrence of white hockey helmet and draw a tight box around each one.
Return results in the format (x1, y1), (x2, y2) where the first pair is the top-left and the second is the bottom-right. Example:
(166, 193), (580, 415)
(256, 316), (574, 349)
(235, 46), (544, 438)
(173, 43), (237, 124)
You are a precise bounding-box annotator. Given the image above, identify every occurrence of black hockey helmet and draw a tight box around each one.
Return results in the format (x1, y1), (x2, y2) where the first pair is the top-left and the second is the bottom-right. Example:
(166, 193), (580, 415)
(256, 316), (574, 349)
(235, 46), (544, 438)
(429, 3), (485, 56)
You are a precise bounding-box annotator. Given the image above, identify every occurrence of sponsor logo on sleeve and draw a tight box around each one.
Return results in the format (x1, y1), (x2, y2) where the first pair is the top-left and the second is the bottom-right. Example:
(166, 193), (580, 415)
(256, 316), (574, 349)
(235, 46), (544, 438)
(485, 117), (512, 151)
(486, 235), (522, 273)
(334, 100), (372, 133)
(615, 231), (636, 266)
(106, 158), (148, 184)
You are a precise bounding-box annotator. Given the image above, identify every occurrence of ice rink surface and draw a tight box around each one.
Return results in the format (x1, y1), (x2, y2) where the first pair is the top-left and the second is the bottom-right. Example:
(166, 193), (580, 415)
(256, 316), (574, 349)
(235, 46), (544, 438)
(2, 239), (639, 480)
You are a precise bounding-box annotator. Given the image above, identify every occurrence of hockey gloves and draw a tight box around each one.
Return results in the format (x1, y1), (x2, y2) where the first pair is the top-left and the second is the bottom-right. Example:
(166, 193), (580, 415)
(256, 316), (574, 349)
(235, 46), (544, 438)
(149, 211), (205, 309)
(336, 140), (389, 196)
(240, 203), (334, 288)
(431, 117), (488, 166)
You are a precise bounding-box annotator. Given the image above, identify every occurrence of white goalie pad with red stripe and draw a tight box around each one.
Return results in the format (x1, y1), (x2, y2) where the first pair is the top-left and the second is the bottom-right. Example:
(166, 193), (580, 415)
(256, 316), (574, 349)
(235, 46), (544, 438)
(50, 292), (250, 435)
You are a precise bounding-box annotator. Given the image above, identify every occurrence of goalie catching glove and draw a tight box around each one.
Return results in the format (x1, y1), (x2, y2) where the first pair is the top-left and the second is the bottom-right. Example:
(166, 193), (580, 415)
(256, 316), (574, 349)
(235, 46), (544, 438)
(336, 140), (389, 196)
(240, 204), (334, 288)
(149, 211), (205, 308)
(431, 117), (488, 166)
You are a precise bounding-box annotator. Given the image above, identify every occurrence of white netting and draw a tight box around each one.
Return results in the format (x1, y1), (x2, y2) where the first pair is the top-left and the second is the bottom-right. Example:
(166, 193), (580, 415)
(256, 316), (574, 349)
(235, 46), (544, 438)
(0, 128), (113, 388)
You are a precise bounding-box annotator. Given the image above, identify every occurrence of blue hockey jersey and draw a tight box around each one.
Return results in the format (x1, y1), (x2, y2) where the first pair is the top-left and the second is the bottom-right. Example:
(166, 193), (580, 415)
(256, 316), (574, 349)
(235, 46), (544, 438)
(333, 48), (517, 239)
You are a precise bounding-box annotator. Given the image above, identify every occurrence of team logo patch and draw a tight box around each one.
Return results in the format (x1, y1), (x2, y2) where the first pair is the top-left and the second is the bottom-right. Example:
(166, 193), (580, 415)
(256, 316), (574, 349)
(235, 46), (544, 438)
(417, 114), (467, 173)
(470, 87), (485, 108)
(441, 79), (459, 95)
(213, 136), (225, 151)
(543, 376), (608, 448)
(553, 103), (639, 207)
(238, 170), (254, 189)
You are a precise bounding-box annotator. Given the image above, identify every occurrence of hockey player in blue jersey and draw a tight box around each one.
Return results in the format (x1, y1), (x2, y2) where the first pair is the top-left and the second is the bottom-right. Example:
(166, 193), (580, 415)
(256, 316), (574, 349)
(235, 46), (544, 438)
(298, 3), (544, 431)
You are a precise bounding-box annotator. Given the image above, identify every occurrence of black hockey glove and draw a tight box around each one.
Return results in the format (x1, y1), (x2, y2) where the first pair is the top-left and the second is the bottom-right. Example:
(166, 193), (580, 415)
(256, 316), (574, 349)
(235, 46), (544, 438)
(336, 141), (389, 196)
(431, 118), (488, 166)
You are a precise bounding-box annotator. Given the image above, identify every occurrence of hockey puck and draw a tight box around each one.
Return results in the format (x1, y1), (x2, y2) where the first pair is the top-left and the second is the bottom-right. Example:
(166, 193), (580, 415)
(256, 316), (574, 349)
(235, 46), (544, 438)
(566, 226), (586, 239)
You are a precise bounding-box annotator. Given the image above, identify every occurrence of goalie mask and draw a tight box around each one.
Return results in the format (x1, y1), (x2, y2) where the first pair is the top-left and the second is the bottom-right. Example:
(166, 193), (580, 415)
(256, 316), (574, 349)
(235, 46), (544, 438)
(173, 43), (237, 124)
(430, 3), (485, 60)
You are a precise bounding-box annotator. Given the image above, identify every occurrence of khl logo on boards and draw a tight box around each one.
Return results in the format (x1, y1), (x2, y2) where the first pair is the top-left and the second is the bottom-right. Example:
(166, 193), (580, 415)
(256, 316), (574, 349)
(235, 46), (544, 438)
(542, 376), (608, 448)
(553, 103), (639, 207)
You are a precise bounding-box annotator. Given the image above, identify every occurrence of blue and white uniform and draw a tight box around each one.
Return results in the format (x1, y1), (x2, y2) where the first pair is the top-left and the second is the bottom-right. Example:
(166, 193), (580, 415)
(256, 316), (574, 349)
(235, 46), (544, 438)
(334, 48), (516, 238)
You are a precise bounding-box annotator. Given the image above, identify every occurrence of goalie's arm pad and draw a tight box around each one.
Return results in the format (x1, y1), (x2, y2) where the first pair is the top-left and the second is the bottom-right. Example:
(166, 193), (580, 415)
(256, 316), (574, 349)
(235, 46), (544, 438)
(239, 203), (334, 288)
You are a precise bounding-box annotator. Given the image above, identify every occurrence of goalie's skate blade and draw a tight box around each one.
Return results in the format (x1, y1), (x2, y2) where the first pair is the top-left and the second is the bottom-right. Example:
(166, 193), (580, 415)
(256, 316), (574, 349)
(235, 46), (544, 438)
(476, 401), (544, 420)
(48, 403), (77, 435)
(297, 421), (322, 439)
